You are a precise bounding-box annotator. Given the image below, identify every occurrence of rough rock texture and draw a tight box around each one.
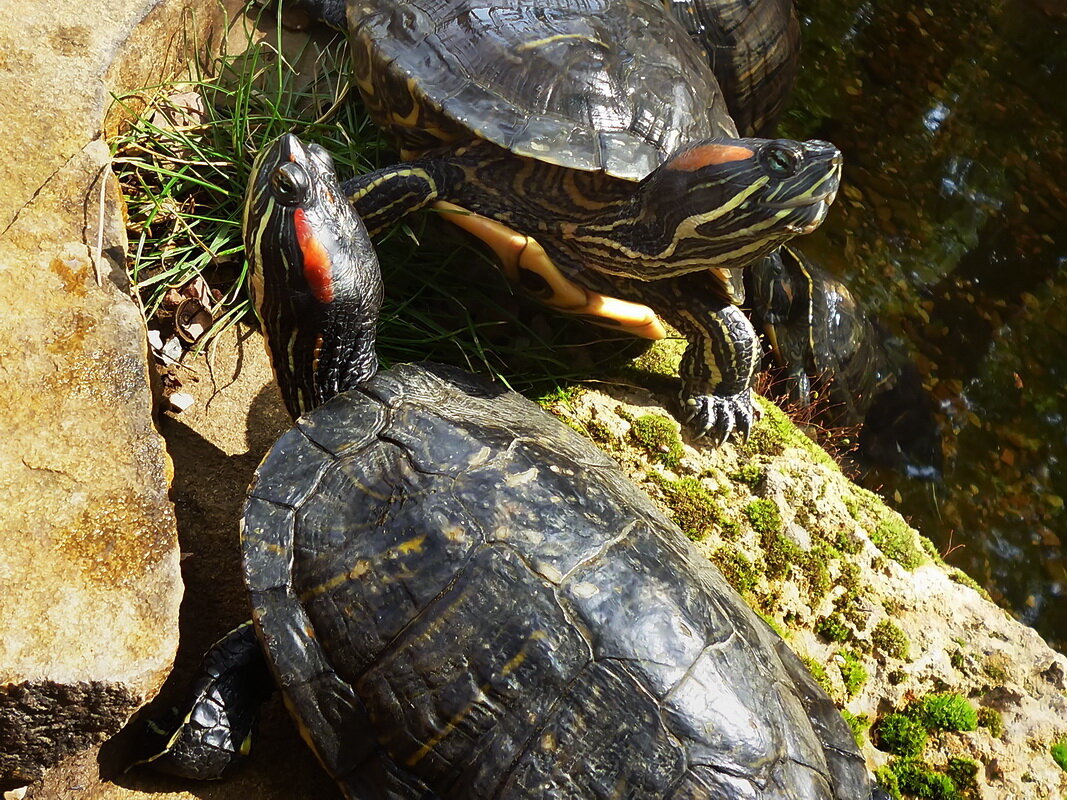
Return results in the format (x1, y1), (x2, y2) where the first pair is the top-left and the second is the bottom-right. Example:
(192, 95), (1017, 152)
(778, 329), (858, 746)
(25, 327), (337, 800)
(0, 0), (239, 788)
(544, 367), (1067, 798)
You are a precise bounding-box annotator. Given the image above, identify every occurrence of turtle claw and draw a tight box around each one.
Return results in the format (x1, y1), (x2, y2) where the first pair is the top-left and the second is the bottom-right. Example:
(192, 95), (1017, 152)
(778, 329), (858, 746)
(681, 390), (756, 446)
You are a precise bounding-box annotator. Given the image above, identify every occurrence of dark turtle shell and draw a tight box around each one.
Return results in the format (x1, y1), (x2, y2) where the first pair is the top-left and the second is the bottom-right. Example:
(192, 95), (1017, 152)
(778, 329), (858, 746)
(243, 361), (871, 798)
(348, 0), (739, 180)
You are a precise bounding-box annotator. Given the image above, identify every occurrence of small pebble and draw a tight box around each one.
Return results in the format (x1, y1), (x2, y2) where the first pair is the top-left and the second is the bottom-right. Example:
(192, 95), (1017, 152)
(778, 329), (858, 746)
(168, 392), (195, 412)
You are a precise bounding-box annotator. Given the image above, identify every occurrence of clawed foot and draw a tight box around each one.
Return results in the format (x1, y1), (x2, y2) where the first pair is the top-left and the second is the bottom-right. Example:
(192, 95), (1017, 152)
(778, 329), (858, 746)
(680, 390), (761, 446)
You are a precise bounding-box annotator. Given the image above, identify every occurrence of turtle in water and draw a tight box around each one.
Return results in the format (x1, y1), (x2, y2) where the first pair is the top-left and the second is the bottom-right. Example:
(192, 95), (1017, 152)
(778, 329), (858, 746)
(139, 133), (880, 799)
(287, 0), (842, 445)
(745, 247), (943, 480)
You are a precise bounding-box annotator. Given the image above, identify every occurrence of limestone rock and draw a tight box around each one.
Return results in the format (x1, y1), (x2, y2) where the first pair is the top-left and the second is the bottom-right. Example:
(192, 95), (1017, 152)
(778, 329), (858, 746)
(546, 385), (1067, 797)
(0, 0), (238, 788)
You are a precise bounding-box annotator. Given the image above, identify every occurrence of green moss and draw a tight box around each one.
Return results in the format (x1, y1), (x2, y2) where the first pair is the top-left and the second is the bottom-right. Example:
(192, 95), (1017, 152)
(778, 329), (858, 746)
(711, 546), (759, 594)
(981, 659), (1009, 684)
(629, 336), (686, 377)
(815, 613), (851, 643)
(745, 396), (836, 466)
(919, 535), (946, 566)
(744, 498), (782, 535)
(949, 568), (992, 600)
(874, 766), (902, 800)
(887, 668), (909, 686)
(892, 759), (958, 799)
(629, 413), (684, 468)
(834, 591), (869, 631)
(731, 463), (764, 487)
(762, 529), (801, 581)
(843, 494), (862, 521)
(832, 526), (864, 555)
(949, 650), (968, 671)
(837, 648), (867, 698)
(1051, 740), (1067, 772)
(797, 544), (834, 601)
(876, 713), (928, 757)
(841, 709), (870, 747)
(945, 757), (979, 792)
(582, 417), (619, 446)
(536, 384), (583, 408)
(908, 693), (978, 732)
(801, 656), (834, 695)
(718, 517), (742, 541)
(871, 619), (911, 661)
(655, 475), (722, 541)
(837, 559), (862, 593)
(975, 706), (1003, 738)
(869, 515), (925, 570)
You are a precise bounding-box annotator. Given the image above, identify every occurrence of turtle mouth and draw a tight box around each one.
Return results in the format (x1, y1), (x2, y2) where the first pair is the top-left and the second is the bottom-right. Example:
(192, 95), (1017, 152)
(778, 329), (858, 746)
(763, 188), (837, 210)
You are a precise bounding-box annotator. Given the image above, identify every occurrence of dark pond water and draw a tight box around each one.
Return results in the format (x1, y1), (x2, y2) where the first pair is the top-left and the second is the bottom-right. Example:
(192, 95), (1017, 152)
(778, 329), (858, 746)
(779, 0), (1067, 647)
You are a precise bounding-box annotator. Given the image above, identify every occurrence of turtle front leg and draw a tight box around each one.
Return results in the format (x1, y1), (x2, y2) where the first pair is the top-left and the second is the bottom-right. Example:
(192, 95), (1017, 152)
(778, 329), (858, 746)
(672, 300), (762, 445)
(132, 622), (274, 780)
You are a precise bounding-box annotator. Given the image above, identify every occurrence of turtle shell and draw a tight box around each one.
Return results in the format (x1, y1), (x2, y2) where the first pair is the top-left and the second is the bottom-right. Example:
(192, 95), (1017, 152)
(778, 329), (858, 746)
(242, 361), (871, 798)
(347, 0), (738, 180)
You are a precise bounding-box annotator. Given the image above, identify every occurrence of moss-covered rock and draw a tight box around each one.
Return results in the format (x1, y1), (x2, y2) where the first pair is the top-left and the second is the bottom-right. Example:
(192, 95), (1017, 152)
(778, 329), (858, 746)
(871, 619), (911, 661)
(628, 413), (684, 468)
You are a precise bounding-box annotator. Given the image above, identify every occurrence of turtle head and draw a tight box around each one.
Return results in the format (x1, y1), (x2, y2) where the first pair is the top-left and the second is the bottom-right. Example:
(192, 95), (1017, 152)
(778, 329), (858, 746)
(632, 137), (842, 272)
(243, 133), (383, 419)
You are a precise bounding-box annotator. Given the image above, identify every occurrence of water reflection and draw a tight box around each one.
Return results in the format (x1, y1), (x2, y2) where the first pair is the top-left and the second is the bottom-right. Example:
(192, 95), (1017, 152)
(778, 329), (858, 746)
(781, 0), (1067, 645)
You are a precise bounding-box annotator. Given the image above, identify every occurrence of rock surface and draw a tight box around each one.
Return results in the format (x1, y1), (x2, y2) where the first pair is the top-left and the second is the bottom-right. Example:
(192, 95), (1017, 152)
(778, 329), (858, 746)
(27, 327), (1067, 799)
(544, 366), (1067, 798)
(0, 0), (239, 788)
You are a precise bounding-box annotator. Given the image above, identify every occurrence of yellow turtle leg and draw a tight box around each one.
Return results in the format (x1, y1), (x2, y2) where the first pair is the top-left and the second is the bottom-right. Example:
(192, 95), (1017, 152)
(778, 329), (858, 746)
(433, 201), (667, 340)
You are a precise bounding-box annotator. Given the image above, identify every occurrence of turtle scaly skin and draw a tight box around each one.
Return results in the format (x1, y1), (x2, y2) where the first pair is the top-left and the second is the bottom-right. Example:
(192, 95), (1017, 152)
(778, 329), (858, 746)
(140, 133), (875, 799)
(300, 0), (841, 444)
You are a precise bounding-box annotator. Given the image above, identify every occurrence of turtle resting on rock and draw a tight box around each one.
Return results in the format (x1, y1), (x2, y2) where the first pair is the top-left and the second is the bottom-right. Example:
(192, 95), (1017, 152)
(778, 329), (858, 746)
(288, 0), (842, 444)
(138, 133), (881, 799)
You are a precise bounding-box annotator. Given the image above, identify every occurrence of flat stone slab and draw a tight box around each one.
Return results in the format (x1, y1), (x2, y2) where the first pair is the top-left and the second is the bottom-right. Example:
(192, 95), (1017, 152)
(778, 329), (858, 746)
(0, 0), (239, 787)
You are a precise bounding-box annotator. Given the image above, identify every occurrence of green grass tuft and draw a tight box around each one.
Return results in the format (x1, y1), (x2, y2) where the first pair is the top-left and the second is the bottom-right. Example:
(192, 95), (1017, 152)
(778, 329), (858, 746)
(112, 1), (639, 391)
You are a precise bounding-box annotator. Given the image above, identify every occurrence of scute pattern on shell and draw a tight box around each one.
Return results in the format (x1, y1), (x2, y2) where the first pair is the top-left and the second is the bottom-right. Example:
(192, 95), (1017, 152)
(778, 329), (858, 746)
(348, 0), (738, 180)
(243, 362), (871, 798)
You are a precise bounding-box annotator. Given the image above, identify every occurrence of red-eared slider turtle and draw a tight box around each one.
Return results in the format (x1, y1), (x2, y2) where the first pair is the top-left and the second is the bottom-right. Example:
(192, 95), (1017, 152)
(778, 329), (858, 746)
(745, 247), (942, 480)
(293, 0), (841, 445)
(140, 134), (879, 799)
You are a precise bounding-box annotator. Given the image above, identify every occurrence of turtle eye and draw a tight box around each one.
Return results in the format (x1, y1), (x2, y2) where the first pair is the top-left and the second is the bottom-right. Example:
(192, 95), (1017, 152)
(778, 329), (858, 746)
(759, 143), (800, 178)
(271, 163), (310, 204)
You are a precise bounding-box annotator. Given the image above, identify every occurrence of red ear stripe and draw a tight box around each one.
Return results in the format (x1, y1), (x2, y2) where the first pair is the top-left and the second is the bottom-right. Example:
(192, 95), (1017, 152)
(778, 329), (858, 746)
(667, 144), (755, 172)
(293, 207), (335, 304)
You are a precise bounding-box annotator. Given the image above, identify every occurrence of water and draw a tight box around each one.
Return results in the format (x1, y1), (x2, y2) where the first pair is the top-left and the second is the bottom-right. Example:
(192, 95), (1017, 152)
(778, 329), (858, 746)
(779, 0), (1067, 646)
